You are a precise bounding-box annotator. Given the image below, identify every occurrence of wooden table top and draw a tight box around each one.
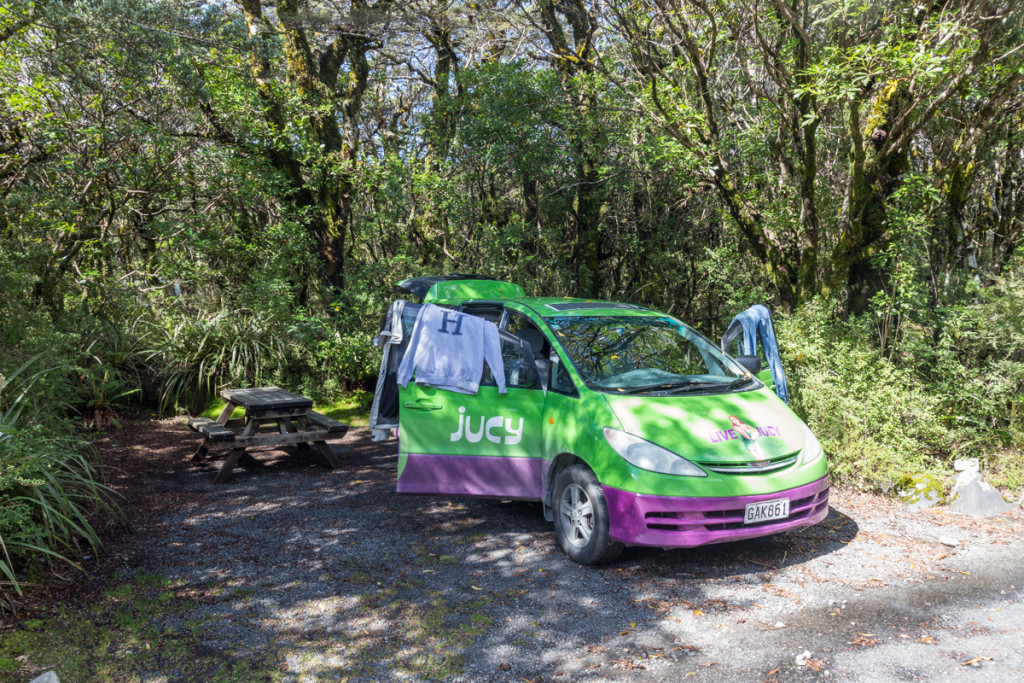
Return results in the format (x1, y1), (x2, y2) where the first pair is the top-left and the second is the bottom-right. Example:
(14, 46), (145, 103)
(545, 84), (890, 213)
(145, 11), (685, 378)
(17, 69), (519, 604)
(220, 386), (313, 412)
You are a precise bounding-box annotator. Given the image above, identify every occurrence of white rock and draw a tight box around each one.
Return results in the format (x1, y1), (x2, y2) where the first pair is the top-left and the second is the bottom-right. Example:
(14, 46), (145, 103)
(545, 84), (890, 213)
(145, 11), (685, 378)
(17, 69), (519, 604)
(939, 536), (960, 547)
(954, 458), (980, 473)
(949, 470), (1013, 517)
(29, 673), (60, 683)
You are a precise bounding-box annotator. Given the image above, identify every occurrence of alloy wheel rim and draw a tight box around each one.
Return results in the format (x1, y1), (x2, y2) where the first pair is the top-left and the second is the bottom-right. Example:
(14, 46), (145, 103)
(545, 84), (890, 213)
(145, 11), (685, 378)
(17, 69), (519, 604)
(559, 483), (594, 548)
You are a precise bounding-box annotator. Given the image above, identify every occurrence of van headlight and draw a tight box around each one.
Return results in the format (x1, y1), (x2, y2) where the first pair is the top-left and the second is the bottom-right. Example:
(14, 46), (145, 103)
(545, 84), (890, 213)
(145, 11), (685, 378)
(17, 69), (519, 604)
(603, 428), (707, 477)
(801, 423), (824, 466)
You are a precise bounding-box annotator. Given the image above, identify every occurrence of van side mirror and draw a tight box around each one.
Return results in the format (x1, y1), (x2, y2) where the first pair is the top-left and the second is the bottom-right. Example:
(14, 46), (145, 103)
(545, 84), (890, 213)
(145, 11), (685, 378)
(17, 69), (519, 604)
(736, 355), (761, 375)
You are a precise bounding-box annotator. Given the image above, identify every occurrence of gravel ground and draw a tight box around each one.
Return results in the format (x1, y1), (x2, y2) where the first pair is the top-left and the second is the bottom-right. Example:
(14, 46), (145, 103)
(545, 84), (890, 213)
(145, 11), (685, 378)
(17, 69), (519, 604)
(75, 417), (1024, 682)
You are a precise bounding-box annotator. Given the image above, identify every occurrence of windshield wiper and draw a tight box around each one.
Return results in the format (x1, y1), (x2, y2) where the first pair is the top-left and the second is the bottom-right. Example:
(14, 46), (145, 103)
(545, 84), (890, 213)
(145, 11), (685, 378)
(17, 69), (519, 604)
(614, 380), (704, 395)
(663, 377), (755, 393)
(723, 376), (757, 390)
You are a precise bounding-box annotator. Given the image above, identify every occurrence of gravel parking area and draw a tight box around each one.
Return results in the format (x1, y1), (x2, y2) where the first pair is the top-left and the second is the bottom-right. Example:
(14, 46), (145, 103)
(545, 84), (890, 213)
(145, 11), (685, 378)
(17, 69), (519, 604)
(16, 417), (1023, 682)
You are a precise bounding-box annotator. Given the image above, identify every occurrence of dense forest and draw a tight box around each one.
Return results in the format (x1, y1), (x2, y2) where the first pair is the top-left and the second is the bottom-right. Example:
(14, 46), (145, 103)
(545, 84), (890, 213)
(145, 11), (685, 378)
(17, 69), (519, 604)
(1, 0), (1022, 598)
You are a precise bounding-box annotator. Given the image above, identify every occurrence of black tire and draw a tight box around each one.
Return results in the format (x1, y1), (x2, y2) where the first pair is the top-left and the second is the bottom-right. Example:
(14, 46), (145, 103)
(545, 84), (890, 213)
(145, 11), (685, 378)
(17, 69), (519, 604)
(552, 464), (624, 565)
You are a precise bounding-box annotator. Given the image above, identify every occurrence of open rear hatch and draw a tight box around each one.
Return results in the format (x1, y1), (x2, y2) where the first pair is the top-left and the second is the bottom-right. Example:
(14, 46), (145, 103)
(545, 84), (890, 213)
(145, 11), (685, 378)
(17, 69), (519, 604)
(395, 274), (523, 304)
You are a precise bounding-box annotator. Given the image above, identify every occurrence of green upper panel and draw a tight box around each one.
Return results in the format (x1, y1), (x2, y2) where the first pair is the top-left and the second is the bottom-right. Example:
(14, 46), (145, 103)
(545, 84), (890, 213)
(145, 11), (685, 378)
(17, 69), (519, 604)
(424, 279), (525, 304)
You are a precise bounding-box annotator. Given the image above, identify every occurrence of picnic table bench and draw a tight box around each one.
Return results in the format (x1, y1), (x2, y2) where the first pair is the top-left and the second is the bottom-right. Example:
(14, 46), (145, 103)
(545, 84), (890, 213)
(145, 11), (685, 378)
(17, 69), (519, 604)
(188, 386), (349, 483)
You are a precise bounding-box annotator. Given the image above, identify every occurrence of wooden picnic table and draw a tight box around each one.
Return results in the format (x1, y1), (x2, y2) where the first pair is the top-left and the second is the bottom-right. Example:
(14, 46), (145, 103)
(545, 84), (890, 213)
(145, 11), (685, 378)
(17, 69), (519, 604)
(188, 386), (348, 484)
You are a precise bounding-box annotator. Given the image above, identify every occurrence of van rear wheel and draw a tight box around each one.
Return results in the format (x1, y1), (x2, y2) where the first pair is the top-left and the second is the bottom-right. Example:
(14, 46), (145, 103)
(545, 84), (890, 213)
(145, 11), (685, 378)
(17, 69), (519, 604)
(553, 465), (624, 565)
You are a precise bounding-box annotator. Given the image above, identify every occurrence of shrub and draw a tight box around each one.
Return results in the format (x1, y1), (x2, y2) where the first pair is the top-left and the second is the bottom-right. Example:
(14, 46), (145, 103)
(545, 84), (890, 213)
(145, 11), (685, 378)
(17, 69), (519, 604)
(142, 311), (287, 413)
(931, 267), (1024, 488)
(0, 357), (116, 607)
(780, 301), (955, 492)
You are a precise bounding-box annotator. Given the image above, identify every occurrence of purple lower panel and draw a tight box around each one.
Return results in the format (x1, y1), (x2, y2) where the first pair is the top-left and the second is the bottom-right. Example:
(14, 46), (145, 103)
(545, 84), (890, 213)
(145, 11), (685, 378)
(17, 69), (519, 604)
(603, 476), (830, 548)
(398, 453), (549, 501)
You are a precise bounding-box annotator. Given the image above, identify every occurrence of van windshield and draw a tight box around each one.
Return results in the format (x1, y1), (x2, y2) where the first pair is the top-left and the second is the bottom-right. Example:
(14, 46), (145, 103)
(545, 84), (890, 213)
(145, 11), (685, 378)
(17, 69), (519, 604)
(546, 316), (755, 395)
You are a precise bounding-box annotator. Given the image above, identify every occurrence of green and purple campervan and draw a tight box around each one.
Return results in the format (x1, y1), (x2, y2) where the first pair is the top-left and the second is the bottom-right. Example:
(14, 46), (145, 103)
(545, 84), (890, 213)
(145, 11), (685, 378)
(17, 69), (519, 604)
(369, 276), (828, 564)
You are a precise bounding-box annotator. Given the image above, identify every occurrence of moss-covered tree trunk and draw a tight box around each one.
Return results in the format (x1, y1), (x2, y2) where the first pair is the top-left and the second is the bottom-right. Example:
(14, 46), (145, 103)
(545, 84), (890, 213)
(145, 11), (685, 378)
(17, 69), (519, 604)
(236, 0), (385, 291)
(538, 0), (606, 297)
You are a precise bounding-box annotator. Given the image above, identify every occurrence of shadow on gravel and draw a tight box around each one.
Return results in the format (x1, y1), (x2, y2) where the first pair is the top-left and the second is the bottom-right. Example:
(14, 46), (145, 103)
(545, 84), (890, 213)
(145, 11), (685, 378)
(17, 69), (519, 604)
(101, 423), (861, 681)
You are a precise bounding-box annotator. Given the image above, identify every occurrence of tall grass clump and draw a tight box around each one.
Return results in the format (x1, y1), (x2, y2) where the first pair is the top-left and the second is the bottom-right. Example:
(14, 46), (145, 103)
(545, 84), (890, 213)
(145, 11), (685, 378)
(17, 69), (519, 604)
(0, 356), (116, 610)
(143, 311), (287, 413)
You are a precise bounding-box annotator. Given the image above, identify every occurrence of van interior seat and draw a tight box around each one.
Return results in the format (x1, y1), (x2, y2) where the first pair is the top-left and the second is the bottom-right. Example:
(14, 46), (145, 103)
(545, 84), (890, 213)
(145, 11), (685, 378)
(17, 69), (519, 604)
(516, 327), (550, 389)
(515, 327), (547, 356)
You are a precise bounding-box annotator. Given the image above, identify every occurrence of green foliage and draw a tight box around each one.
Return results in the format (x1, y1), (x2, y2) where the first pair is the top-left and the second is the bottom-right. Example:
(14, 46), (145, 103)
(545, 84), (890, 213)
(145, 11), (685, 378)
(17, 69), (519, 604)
(0, 358), (116, 602)
(142, 311), (287, 414)
(784, 267), (1024, 493)
(783, 301), (954, 491)
(931, 263), (1024, 487)
(867, 173), (939, 358)
(0, 0), (1022, 607)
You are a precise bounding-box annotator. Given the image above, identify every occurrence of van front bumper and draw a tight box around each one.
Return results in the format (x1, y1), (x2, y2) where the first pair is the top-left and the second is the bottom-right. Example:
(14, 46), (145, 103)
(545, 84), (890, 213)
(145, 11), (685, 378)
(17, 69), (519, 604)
(602, 476), (829, 548)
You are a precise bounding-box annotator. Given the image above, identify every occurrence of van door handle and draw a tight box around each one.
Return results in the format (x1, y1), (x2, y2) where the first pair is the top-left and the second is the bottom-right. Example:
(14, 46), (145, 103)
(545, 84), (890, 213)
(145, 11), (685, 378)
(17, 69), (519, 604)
(403, 400), (442, 411)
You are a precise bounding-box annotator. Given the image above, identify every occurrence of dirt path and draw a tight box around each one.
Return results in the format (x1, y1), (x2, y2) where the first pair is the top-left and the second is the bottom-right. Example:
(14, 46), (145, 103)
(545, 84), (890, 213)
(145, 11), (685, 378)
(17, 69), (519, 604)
(4, 417), (1024, 682)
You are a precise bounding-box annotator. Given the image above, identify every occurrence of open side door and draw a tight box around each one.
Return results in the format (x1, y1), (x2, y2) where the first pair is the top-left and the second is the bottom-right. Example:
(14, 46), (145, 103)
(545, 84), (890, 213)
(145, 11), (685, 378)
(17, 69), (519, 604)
(721, 304), (789, 403)
(396, 325), (546, 501)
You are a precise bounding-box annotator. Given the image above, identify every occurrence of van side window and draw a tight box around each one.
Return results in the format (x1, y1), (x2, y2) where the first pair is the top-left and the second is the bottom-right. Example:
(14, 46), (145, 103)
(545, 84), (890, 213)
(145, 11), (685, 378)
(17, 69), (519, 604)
(505, 315), (548, 355)
(482, 337), (537, 389)
(551, 356), (575, 394)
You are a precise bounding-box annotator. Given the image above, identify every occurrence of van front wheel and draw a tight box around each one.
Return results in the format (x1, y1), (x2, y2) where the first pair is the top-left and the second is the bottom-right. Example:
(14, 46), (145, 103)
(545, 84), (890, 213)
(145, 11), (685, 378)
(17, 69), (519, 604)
(553, 465), (624, 565)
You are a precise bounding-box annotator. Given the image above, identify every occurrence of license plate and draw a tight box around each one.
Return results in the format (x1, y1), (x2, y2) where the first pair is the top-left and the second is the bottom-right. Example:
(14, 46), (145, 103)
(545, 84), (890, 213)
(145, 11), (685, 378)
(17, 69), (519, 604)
(744, 498), (789, 524)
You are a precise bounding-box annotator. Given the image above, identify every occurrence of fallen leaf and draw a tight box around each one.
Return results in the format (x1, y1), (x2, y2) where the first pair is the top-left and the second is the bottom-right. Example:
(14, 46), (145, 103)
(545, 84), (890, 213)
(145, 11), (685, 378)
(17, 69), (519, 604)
(767, 668), (779, 676)
(917, 636), (938, 645)
(850, 637), (879, 646)
(693, 609), (704, 617)
(806, 659), (822, 672)
(699, 661), (717, 667)
(963, 655), (992, 666)
(471, 585), (483, 591)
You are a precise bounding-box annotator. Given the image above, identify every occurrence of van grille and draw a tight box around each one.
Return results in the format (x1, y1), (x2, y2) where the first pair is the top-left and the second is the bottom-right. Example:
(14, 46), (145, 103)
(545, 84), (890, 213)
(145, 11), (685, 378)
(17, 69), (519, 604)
(699, 455), (797, 474)
(643, 489), (828, 532)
